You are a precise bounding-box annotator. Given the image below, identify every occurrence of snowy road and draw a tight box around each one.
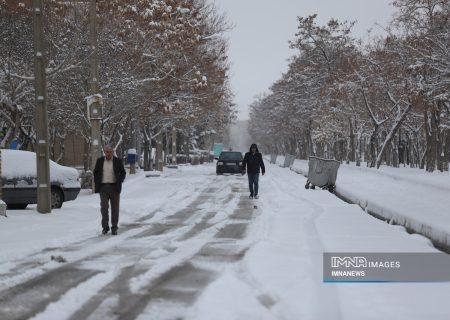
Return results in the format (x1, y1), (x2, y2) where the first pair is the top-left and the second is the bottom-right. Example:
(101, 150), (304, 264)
(1, 163), (450, 319)
(0, 169), (257, 320)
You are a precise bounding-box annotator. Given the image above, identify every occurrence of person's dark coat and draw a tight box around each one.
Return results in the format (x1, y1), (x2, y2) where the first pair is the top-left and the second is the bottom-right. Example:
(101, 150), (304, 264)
(93, 156), (126, 193)
(242, 144), (265, 174)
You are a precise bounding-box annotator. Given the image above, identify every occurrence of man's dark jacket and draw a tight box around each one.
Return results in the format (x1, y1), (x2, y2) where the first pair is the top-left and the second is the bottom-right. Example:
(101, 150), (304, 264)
(242, 144), (265, 174)
(93, 156), (126, 193)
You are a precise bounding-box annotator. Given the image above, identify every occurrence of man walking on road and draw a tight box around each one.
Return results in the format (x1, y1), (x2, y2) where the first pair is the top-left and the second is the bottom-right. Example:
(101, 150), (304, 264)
(93, 145), (126, 235)
(242, 143), (265, 199)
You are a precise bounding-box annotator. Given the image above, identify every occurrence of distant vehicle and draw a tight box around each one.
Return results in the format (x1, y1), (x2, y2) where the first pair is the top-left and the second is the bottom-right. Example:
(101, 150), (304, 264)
(1, 150), (81, 209)
(216, 151), (244, 175)
(213, 143), (224, 159)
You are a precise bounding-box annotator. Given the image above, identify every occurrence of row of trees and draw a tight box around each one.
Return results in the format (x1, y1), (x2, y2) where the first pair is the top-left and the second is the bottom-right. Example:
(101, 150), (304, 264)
(249, 0), (449, 171)
(0, 0), (234, 169)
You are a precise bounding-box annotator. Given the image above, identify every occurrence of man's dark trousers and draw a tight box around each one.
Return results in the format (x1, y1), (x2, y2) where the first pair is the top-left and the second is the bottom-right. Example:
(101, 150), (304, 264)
(247, 173), (259, 196)
(100, 183), (120, 231)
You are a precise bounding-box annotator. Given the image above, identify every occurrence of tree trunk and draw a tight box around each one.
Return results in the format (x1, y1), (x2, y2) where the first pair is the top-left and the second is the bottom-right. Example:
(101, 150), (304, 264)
(444, 129), (450, 172)
(369, 132), (378, 168)
(156, 131), (163, 171)
(356, 138), (362, 167)
(299, 137), (307, 159)
(307, 121), (314, 157)
(338, 140), (345, 162)
(425, 109), (438, 172)
(171, 127), (177, 164)
(376, 103), (412, 169)
(438, 126), (449, 172)
(55, 136), (66, 164)
(349, 117), (356, 162)
(143, 139), (150, 171)
(416, 127), (426, 169)
(366, 137), (371, 167)
(436, 102), (445, 172)
(164, 129), (170, 165)
(184, 134), (190, 163)
(385, 138), (392, 166)
(50, 129), (57, 161)
(407, 134), (415, 168)
(392, 139), (399, 168)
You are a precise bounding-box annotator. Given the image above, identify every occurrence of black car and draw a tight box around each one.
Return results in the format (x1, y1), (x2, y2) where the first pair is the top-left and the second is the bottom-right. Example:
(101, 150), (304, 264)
(216, 151), (244, 175)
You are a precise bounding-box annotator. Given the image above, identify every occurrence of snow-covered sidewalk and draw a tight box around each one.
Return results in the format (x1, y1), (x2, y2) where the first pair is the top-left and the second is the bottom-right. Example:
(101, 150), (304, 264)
(195, 163), (450, 320)
(284, 157), (450, 251)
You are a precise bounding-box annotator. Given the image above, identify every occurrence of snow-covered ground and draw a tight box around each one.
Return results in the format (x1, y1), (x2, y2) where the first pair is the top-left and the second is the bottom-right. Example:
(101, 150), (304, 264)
(286, 157), (450, 251)
(1, 162), (450, 320)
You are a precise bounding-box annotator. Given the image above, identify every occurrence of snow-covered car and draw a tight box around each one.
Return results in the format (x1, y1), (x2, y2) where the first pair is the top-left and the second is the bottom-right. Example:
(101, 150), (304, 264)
(0, 149), (81, 209)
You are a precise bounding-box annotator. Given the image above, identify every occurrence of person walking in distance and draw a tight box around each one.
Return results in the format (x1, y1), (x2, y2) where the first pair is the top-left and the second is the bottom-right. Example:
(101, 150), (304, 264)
(242, 143), (265, 199)
(93, 145), (126, 235)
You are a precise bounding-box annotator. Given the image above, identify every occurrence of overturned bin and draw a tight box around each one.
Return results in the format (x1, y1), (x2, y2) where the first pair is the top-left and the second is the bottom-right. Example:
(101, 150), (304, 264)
(305, 156), (340, 192)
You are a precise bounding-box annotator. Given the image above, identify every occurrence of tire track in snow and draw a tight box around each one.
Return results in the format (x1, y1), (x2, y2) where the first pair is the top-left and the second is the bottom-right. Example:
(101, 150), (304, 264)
(66, 178), (253, 320)
(0, 172), (221, 290)
(0, 174), (232, 320)
(22, 176), (247, 320)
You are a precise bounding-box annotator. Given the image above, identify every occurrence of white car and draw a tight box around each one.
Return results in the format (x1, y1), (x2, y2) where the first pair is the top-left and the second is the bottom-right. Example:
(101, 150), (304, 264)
(1, 149), (81, 209)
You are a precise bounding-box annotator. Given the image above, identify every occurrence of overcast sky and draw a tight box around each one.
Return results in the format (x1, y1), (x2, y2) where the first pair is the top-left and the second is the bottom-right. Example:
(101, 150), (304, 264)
(213, 0), (396, 120)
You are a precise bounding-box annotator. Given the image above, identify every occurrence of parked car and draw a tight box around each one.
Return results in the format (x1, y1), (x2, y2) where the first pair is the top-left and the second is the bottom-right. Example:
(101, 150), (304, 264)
(1, 149), (81, 209)
(216, 151), (244, 175)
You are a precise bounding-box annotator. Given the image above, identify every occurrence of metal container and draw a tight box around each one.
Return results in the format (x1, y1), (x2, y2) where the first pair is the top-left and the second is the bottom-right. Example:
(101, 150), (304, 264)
(305, 156), (340, 191)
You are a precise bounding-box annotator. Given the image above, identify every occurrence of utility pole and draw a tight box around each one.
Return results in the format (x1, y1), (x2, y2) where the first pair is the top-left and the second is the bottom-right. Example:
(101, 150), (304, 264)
(88, 0), (102, 179)
(33, 0), (51, 213)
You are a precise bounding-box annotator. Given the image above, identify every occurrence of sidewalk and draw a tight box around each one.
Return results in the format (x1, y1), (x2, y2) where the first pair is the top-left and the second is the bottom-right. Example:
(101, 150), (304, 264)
(271, 155), (450, 252)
